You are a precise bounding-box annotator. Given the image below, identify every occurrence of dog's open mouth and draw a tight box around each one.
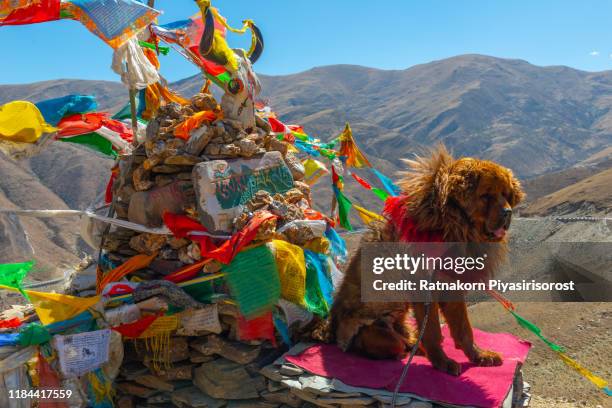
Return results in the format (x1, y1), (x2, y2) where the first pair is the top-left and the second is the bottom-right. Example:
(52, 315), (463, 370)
(485, 225), (508, 240)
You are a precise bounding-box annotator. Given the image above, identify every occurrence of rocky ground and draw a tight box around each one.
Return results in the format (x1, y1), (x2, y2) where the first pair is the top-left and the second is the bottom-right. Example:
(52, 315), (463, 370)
(470, 302), (610, 408)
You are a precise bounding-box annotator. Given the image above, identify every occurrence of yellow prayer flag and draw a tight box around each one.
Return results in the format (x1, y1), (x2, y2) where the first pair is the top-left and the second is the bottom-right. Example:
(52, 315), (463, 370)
(303, 158), (329, 186)
(557, 351), (609, 390)
(27, 290), (101, 326)
(0, 285), (100, 325)
(353, 204), (383, 225)
(0, 101), (56, 143)
(338, 123), (372, 168)
(302, 237), (330, 254)
(271, 240), (307, 306)
(139, 315), (179, 339)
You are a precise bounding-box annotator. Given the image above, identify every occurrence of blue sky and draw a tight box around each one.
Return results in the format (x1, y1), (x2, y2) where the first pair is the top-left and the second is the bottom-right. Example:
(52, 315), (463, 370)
(2, 0), (612, 84)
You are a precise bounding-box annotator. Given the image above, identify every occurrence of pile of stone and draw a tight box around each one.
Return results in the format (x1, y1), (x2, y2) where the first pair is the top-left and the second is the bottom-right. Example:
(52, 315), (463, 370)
(258, 343), (531, 408)
(104, 88), (312, 265)
(113, 301), (292, 408)
(82, 89), (340, 408)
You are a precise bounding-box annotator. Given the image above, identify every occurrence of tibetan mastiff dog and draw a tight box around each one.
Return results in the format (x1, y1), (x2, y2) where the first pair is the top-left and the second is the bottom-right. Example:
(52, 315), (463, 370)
(330, 145), (524, 376)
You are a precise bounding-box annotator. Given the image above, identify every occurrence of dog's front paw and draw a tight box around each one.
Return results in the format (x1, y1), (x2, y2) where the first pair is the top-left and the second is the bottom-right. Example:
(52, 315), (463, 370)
(471, 348), (503, 367)
(430, 355), (462, 376)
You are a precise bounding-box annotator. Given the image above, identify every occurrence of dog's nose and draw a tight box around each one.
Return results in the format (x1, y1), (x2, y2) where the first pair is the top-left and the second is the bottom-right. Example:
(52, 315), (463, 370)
(503, 208), (512, 227)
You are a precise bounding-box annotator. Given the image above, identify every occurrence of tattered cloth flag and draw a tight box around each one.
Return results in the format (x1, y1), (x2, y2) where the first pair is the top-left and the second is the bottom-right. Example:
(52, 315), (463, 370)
(331, 163), (353, 230)
(56, 112), (133, 157)
(0, 0), (61, 26)
(350, 171), (389, 201)
(489, 290), (611, 396)
(222, 244), (281, 319)
(303, 158), (329, 186)
(0, 284), (101, 326)
(138, 314), (180, 371)
(271, 240), (307, 306)
(53, 329), (111, 378)
(36, 350), (68, 408)
(237, 311), (276, 345)
(35, 94), (97, 126)
(97, 252), (157, 293)
(304, 250), (334, 316)
(333, 186), (353, 231)
(353, 204), (384, 225)
(0, 101), (57, 143)
(338, 122), (371, 168)
(163, 210), (278, 265)
(371, 167), (401, 197)
(26, 290), (101, 326)
(61, 0), (160, 49)
(0, 261), (34, 300)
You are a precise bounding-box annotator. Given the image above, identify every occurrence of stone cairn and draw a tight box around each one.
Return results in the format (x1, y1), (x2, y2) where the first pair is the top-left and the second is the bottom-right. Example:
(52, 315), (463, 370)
(87, 88), (333, 408)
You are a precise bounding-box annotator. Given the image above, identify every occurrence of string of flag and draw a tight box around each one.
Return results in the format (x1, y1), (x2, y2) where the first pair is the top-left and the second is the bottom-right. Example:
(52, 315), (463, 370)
(488, 289), (611, 396)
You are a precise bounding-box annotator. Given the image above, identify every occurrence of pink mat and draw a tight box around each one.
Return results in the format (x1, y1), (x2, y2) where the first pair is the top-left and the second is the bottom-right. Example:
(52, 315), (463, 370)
(286, 327), (531, 408)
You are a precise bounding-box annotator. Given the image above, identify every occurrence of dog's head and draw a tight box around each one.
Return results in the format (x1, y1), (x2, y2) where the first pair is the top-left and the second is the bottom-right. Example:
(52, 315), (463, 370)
(400, 145), (525, 242)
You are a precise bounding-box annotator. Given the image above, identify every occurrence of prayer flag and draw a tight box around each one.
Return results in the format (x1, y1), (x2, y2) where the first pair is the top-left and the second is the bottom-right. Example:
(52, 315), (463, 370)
(338, 123), (371, 168)
(0, 0), (60, 26)
(0, 101), (57, 143)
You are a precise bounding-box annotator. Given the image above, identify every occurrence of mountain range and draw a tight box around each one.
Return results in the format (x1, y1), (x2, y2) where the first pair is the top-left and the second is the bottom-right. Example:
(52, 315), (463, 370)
(0, 54), (610, 275)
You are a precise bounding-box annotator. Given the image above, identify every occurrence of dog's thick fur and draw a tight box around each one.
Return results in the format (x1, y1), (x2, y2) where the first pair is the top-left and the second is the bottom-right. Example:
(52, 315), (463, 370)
(330, 145), (524, 376)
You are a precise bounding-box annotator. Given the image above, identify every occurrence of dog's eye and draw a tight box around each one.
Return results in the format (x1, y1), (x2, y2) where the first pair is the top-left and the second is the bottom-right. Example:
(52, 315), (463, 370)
(480, 194), (490, 201)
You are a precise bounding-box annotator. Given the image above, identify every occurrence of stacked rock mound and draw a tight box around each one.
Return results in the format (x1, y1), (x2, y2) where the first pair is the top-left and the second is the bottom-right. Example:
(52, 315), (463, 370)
(92, 89), (341, 408)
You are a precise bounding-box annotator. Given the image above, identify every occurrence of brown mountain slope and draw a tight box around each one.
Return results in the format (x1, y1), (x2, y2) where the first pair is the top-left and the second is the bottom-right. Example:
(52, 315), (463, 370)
(522, 167), (612, 216)
(0, 79), (126, 112)
(521, 157), (612, 204)
(175, 55), (612, 179)
(0, 149), (86, 276)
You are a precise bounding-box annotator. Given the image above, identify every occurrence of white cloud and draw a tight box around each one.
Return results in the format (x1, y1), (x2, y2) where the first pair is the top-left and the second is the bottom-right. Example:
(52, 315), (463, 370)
(590, 51), (600, 56)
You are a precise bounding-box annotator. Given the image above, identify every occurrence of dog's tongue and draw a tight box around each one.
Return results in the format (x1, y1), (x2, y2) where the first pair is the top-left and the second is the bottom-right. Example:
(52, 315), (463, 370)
(494, 227), (506, 238)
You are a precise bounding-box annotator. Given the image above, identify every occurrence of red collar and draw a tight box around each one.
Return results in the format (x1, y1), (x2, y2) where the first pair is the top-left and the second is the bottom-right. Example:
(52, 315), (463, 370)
(383, 196), (443, 242)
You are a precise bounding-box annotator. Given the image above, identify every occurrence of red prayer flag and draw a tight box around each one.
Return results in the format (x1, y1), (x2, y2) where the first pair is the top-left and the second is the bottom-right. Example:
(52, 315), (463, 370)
(164, 259), (208, 284)
(351, 172), (373, 190)
(267, 117), (287, 133)
(57, 113), (105, 136)
(37, 352), (69, 408)
(163, 211), (278, 265)
(237, 312), (276, 346)
(112, 314), (159, 338)
(0, 0), (61, 26)
(0, 317), (22, 329)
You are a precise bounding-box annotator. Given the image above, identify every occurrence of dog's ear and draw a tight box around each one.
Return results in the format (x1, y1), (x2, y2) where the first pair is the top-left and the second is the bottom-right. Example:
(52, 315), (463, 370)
(508, 175), (525, 207)
(447, 168), (480, 207)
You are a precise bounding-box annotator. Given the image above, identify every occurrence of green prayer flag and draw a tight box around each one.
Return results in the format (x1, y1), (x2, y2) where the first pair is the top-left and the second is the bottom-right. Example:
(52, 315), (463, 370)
(333, 186), (353, 231)
(138, 40), (170, 55)
(303, 251), (333, 317)
(510, 310), (565, 352)
(222, 245), (280, 319)
(182, 280), (215, 303)
(304, 263), (329, 317)
(372, 187), (390, 201)
(0, 261), (34, 299)
(59, 133), (118, 158)
(17, 323), (51, 346)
